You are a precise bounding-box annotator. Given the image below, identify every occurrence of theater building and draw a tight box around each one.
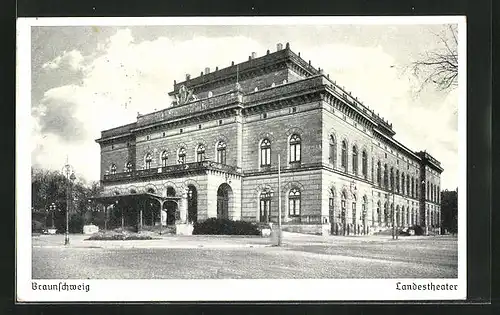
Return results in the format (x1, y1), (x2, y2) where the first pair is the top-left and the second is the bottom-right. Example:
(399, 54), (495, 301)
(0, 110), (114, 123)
(94, 42), (443, 235)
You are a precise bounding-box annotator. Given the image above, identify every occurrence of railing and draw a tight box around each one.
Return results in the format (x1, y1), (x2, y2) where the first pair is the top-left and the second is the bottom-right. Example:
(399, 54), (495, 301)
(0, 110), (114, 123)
(103, 161), (241, 182)
(100, 122), (137, 139)
(135, 91), (242, 128)
(243, 75), (325, 105)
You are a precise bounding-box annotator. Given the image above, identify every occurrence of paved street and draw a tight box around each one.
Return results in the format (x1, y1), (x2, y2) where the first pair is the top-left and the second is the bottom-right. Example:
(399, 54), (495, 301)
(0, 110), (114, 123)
(31, 233), (458, 279)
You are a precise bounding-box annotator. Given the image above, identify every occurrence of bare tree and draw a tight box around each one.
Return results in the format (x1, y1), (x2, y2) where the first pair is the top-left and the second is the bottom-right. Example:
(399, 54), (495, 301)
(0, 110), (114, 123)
(410, 25), (458, 93)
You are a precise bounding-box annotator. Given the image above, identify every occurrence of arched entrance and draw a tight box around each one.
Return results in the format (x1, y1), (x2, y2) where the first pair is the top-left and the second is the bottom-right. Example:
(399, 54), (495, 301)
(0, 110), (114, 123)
(187, 185), (198, 223)
(164, 201), (177, 225)
(165, 187), (177, 225)
(217, 183), (232, 219)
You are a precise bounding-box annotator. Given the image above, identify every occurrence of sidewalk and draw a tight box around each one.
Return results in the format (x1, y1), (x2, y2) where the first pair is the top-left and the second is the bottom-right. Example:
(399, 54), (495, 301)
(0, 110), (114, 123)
(32, 231), (450, 249)
(32, 233), (275, 249)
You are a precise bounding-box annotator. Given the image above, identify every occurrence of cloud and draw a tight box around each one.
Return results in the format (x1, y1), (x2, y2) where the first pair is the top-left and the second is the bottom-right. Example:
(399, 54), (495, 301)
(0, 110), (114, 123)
(30, 28), (459, 189)
(42, 49), (85, 71)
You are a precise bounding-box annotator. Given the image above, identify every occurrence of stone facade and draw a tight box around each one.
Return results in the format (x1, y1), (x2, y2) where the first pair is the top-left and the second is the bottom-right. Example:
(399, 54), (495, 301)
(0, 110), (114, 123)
(95, 43), (443, 235)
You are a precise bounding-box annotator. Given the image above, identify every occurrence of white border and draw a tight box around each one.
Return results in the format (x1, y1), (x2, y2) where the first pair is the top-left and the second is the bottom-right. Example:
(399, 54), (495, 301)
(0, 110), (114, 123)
(16, 16), (467, 302)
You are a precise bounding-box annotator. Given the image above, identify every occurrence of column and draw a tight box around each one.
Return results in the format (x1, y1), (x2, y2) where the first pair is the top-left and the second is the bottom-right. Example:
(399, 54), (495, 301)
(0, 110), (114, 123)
(177, 188), (189, 224)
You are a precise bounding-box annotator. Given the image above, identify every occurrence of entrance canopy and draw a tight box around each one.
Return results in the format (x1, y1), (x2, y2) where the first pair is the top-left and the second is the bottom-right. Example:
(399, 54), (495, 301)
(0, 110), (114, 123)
(91, 192), (181, 205)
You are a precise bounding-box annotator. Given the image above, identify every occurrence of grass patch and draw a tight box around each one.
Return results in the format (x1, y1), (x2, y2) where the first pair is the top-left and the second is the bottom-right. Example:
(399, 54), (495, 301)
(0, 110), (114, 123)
(85, 231), (153, 241)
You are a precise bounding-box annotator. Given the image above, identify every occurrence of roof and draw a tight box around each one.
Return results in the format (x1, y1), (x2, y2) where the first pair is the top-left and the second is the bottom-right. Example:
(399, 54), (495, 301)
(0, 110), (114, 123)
(90, 192), (181, 204)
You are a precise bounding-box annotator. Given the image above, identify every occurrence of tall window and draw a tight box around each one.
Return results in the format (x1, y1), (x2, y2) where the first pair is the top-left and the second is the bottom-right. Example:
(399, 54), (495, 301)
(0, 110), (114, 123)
(411, 177), (415, 198)
(401, 172), (405, 195)
(377, 201), (381, 224)
(329, 135), (336, 166)
(437, 186), (440, 203)
(217, 141), (227, 164)
(427, 181), (430, 200)
(396, 170), (400, 193)
(407, 174), (410, 197)
(341, 191), (347, 224)
(288, 188), (301, 217)
(110, 164), (117, 175)
(383, 202), (388, 225)
(125, 162), (132, 173)
(383, 164), (388, 188)
(161, 151), (168, 167)
(196, 144), (206, 162)
(259, 191), (272, 222)
(145, 153), (152, 169)
(362, 151), (368, 178)
(351, 195), (357, 225)
(390, 167), (394, 191)
(352, 146), (358, 175)
(341, 140), (348, 171)
(289, 134), (301, 163)
(178, 147), (186, 164)
(362, 196), (368, 224)
(377, 161), (382, 186)
(260, 139), (271, 166)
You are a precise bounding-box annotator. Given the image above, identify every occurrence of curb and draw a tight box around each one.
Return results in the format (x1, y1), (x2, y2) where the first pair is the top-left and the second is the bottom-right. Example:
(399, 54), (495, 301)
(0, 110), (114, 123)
(33, 244), (273, 249)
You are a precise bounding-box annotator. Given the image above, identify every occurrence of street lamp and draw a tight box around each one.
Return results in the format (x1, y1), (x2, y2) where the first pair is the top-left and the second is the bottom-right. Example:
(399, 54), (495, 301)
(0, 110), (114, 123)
(49, 203), (56, 228)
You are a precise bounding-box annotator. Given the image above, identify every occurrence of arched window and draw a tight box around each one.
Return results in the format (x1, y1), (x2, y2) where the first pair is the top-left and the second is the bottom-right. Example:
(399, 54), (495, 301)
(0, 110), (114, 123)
(145, 153), (152, 169)
(161, 151), (168, 167)
(289, 134), (301, 163)
(329, 135), (336, 166)
(178, 147), (186, 164)
(110, 164), (117, 175)
(288, 188), (301, 217)
(260, 190), (272, 222)
(352, 146), (358, 175)
(166, 187), (176, 196)
(217, 141), (227, 164)
(396, 170), (400, 193)
(196, 144), (206, 162)
(260, 139), (271, 166)
(362, 151), (368, 178)
(401, 172), (405, 195)
(341, 140), (348, 171)
(125, 162), (132, 173)
(377, 161), (382, 186)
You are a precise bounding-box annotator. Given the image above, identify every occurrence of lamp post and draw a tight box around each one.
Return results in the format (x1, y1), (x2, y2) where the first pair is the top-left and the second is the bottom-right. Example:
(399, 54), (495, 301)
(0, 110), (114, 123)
(62, 159), (75, 245)
(49, 203), (56, 228)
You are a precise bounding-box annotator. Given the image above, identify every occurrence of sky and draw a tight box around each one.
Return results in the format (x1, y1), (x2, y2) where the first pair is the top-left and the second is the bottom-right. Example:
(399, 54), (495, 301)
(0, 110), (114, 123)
(28, 21), (461, 190)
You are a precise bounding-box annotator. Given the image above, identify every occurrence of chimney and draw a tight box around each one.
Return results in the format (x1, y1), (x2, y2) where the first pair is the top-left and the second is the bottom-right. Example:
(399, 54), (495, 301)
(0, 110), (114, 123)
(185, 73), (191, 80)
(216, 66), (218, 71)
(200, 71), (204, 76)
(231, 61), (234, 66)
(266, 49), (270, 55)
(298, 52), (301, 57)
(277, 43), (283, 51)
(286, 42), (290, 49)
(205, 67), (210, 74)
(248, 56), (252, 60)
(251, 52), (257, 59)
(174, 80), (177, 85)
